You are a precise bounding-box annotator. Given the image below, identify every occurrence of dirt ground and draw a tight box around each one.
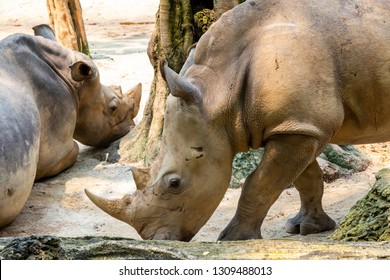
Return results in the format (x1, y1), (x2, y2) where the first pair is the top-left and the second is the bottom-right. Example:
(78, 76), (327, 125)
(0, 0), (389, 242)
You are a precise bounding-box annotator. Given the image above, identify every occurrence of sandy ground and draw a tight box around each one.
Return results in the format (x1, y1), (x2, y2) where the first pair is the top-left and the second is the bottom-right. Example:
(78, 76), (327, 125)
(0, 0), (389, 242)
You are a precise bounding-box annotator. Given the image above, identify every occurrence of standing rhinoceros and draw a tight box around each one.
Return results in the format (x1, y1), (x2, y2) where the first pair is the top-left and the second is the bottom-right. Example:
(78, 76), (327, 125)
(86, 0), (390, 241)
(0, 25), (141, 228)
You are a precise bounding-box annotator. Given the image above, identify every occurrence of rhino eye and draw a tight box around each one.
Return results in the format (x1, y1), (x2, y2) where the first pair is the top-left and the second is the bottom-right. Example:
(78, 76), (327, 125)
(169, 178), (181, 188)
(109, 99), (118, 112)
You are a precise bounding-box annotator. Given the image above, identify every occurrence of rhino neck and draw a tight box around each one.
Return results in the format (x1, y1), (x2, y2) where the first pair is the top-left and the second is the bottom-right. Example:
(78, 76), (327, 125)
(192, 63), (257, 156)
(33, 35), (80, 109)
(191, 8), (265, 154)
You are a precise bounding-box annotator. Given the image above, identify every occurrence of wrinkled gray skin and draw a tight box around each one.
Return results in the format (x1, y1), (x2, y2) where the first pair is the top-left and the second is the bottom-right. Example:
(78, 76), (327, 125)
(0, 25), (141, 228)
(87, 0), (390, 241)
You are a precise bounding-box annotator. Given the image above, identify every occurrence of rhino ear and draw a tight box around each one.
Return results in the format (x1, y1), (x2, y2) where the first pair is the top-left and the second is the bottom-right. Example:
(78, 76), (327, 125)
(69, 60), (97, 82)
(160, 60), (201, 104)
(179, 44), (196, 76)
(33, 24), (57, 42)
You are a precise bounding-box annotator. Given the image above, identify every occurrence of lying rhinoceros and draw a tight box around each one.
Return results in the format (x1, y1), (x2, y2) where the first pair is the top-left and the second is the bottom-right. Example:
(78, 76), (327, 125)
(0, 25), (141, 228)
(86, 0), (390, 241)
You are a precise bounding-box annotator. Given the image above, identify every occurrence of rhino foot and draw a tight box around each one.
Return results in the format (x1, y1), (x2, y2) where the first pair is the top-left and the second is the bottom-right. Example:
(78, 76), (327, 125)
(285, 212), (336, 235)
(218, 217), (262, 241)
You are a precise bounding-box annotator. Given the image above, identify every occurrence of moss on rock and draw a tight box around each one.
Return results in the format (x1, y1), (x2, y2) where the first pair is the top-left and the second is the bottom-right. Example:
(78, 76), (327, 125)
(329, 168), (390, 242)
(319, 144), (370, 182)
(0, 235), (66, 260)
(229, 148), (263, 188)
(2, 235), (390, 260)
(229, 145), (370, 188)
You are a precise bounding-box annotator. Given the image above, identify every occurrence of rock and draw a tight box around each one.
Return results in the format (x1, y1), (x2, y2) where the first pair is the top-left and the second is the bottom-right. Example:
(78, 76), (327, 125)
(1, 235), (390, 260)
(319, 144), (370, 183)
(230, 148), (263, 188)
(229, 144), (370, 188)
(0, 235), (66, 260)
(329, 168), (390, 242)
(0, 236), (186, 260)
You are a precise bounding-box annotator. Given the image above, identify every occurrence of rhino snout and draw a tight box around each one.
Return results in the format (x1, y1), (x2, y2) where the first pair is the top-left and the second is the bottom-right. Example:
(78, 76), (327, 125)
(147, 228), (194, 242)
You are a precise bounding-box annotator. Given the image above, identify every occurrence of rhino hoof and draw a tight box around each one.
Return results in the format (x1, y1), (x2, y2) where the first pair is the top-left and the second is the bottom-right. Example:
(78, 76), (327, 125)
(218, 220), (262, 241)
(285, 213), (336, 235)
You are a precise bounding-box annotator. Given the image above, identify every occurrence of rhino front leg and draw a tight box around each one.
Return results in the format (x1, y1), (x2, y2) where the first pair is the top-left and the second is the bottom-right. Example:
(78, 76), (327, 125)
(218, 134), (326, 241)
(285, 160), (336, 235)
(36, 141), (79, 180)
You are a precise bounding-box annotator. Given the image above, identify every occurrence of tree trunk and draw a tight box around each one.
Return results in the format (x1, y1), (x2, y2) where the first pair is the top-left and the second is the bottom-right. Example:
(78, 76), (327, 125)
(213, 0), (242, 17)
(120, 0), (240, 165)
(120, 0), (196, 165)
(46, 0), (90, 55)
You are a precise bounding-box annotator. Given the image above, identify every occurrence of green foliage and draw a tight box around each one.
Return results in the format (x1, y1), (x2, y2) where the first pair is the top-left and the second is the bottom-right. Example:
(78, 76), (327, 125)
(193, 9), (218, 39)
(80, 42), (91, 58)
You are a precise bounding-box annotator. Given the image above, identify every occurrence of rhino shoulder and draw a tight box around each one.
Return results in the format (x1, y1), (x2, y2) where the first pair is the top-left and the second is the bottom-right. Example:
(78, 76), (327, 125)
(1, 33), (37, 50)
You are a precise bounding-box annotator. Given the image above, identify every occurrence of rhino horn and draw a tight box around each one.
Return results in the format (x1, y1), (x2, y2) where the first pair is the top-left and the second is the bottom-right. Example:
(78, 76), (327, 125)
(84, 189), (133, 223)
(130, 166), (150, 191)
(125, 83), (142, 118)
(160, 60), (201, 104)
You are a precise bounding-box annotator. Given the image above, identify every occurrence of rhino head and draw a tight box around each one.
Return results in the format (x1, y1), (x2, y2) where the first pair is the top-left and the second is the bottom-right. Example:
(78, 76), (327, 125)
(32, 24), (142, 148)
(86, 61), (234, 241)
(70, 59), (142, 147)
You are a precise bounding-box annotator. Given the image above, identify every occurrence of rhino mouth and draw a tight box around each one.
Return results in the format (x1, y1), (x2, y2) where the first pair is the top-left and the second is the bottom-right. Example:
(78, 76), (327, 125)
(151, 232), (194, 242)
(142, 227), (195, 242)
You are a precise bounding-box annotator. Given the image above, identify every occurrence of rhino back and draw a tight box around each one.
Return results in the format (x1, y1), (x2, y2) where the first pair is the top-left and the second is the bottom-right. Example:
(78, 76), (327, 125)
(0, 34), (78, 141)
(191, 0), (390, 147)
(0, 34), (78, 166)
(0, 34), (76, 103)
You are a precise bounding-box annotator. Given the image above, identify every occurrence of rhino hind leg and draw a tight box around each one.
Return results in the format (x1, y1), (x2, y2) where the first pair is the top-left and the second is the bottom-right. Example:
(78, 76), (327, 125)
(0, 170), (36, 228)
(0, 108), (40, 228)
(219, 134), (327, 241)
(285, 160), (336, 235)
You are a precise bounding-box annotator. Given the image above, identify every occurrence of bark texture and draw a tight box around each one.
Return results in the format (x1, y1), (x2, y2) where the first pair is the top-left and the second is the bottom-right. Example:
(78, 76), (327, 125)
(120, 0), (196, 164)
(120, 0), (243, 165)
(46, 0), (90, 55)
(213, 0), (243, 17)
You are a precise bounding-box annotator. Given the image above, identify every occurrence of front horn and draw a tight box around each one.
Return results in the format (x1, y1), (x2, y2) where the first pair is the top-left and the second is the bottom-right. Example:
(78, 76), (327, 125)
(84, 189), (133, 223)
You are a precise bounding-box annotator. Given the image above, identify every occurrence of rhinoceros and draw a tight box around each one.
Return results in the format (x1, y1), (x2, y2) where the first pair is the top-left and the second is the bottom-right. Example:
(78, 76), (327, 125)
(86, 0), (390, 241)
(0, 25), (141, 228)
